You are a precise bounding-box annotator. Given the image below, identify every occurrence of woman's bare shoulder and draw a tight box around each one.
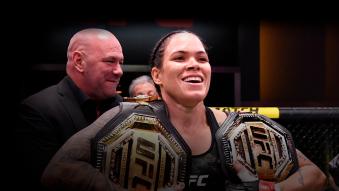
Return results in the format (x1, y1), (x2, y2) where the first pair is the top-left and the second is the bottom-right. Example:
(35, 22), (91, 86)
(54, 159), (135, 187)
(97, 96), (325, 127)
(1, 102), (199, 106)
(210, 107), (228, 125)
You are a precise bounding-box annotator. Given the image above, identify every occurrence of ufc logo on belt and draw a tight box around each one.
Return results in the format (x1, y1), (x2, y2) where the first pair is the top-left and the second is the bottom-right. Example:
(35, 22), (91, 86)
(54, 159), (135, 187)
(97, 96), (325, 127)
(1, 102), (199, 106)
(130, 136), (158, 190)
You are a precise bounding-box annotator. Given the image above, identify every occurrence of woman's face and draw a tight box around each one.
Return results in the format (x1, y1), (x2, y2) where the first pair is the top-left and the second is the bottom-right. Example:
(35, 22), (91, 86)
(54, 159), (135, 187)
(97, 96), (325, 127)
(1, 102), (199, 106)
(152, 33), (211, 107)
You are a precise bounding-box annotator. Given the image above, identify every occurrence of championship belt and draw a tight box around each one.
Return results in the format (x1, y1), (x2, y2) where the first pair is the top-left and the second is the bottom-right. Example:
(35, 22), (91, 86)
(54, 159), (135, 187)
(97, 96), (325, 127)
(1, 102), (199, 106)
(91, 102), (190, 191)
(216, 112), (299, 182)
(123, 95), (161, 103)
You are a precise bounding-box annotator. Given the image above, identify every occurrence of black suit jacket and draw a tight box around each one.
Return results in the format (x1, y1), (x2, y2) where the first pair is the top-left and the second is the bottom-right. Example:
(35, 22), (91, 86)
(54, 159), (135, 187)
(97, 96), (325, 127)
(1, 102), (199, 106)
(14, 76), (122, 190)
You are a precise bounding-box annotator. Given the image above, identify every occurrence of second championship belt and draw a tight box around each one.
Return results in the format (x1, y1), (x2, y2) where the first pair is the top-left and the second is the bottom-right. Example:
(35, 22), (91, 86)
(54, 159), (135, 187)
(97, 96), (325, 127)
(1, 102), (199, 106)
(216, 112), (299, 182)
(91, 102), (190, 191)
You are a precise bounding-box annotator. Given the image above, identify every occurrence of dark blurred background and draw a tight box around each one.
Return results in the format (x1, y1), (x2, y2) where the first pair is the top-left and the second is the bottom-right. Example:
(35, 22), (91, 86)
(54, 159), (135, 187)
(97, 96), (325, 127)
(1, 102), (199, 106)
(17, 18), (242, 107)
(16, 17), (339, 107)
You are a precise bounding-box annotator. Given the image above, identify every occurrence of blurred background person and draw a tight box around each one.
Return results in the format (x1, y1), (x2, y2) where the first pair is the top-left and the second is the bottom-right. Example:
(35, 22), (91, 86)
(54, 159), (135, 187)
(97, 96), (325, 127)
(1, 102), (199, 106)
(128, 75), (159, 97)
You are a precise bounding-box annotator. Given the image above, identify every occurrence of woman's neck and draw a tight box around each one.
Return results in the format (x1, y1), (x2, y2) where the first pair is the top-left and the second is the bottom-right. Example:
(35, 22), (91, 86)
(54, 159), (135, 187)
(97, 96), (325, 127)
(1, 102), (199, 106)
(163, 97), (211, 155)
(164, 97), (207, 130)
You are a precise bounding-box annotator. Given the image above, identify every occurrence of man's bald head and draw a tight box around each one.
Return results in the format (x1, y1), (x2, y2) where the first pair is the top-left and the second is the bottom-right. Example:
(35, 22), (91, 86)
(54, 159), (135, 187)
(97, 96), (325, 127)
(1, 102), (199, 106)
(67, 28), (121, 60)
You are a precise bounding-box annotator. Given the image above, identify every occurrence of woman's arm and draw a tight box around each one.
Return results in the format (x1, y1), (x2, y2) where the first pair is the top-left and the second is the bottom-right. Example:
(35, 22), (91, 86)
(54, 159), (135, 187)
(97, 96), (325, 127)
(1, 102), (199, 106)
(276, 149), (327, 191)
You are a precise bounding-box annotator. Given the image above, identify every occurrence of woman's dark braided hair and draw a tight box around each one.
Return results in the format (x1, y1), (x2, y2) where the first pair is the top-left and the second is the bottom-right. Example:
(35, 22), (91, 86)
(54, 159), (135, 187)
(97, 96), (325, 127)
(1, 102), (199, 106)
(150, 30), (188, 69)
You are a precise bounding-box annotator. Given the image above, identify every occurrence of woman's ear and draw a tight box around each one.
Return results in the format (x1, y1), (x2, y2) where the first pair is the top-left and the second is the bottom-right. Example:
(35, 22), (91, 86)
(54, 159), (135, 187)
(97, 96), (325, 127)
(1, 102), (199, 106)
(151, 67), (162, 85)
(72, 51), (85, 72)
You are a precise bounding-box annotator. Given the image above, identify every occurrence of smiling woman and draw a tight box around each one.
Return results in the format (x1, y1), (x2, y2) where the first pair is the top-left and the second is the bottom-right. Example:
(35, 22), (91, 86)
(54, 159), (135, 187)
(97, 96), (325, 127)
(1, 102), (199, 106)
(41, 30), (326, 191)
(151, 31), (211, 108)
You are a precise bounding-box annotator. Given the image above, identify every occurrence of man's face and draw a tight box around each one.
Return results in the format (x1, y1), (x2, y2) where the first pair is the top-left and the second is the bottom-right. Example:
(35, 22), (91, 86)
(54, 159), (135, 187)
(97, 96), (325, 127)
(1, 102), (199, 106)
(83, 37), (124, 100)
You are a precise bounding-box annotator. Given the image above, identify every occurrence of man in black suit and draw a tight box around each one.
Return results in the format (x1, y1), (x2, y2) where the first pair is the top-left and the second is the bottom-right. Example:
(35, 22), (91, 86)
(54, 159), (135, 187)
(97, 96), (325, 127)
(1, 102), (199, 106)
(15, 28), (124, 190)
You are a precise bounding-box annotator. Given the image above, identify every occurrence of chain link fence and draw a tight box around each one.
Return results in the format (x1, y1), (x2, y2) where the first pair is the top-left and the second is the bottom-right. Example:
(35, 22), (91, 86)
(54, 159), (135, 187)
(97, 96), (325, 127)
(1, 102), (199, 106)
(277, 116), (338, 173)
